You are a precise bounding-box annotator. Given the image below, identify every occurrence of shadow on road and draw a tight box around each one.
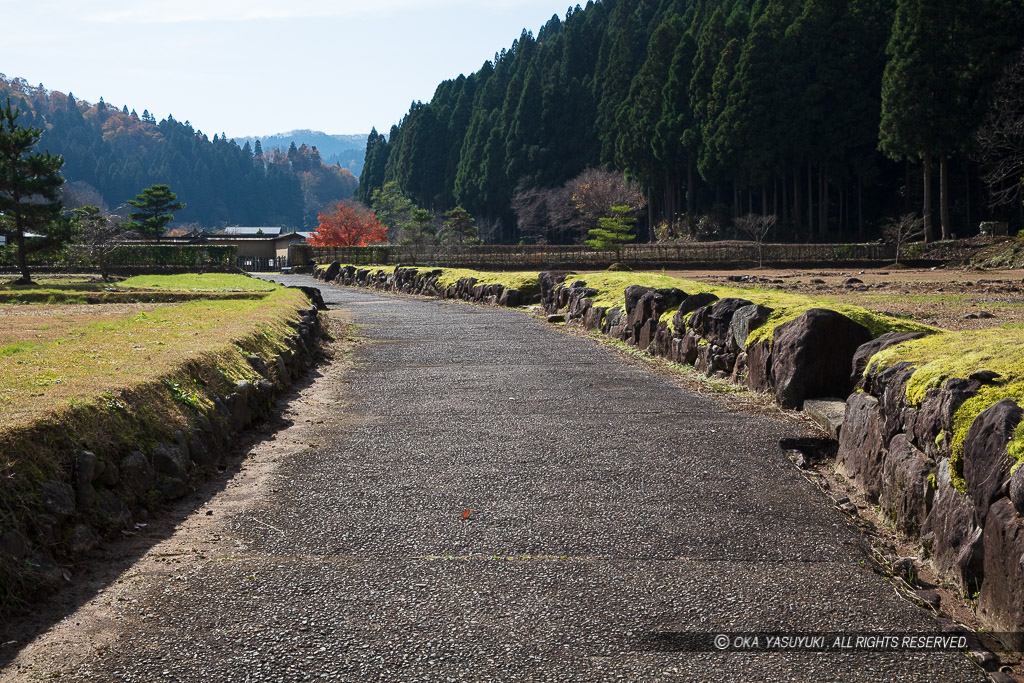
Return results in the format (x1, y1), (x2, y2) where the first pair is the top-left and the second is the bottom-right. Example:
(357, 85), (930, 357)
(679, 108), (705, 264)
(0, 364), (326, 669)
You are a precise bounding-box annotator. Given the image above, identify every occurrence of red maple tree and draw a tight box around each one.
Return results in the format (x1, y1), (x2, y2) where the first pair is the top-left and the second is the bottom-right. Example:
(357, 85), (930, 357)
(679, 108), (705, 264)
(307, 202), (387, 246)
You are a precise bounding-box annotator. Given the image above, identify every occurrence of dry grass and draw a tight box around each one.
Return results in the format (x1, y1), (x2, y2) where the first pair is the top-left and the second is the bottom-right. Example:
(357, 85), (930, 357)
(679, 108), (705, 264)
(0, 290), (306, 430)
(0, 274), (312, 502)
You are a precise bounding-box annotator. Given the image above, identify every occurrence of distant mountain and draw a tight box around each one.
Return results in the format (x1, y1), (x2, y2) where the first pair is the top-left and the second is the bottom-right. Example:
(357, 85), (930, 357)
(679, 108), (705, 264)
(0, 76), (359, 230)
(234, 130), (369, 176)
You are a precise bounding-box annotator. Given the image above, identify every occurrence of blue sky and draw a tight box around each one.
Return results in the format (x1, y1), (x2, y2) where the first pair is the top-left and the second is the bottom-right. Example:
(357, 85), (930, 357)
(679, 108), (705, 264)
(0, 0), (573, 137)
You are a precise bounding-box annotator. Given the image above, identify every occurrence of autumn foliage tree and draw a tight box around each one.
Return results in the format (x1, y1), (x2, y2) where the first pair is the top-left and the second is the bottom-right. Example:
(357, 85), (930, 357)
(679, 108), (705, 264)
(307, 202), (387, 246)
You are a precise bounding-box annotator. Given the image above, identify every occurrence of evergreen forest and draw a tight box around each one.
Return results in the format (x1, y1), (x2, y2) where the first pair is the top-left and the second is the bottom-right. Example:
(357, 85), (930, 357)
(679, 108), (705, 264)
(359, 0), (1024, 244)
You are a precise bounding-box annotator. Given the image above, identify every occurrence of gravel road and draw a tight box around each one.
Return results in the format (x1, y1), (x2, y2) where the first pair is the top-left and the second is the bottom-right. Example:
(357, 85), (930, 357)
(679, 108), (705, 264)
(8, 275), (985, 681)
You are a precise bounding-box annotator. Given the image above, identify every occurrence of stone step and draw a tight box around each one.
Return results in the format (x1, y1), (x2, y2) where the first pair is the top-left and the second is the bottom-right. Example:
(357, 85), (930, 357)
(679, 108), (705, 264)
(802, 398), (847, 439)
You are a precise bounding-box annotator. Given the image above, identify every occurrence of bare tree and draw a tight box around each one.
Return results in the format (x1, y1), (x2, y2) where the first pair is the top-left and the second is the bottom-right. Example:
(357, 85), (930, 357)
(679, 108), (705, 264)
(512, 169), (644, 244)
(71, 206), (136, 280)
(882, 213), (925, 265)
(977, 49), (1024, 209)
(567, 168), (645, 239)
(734, 214), (777, 268)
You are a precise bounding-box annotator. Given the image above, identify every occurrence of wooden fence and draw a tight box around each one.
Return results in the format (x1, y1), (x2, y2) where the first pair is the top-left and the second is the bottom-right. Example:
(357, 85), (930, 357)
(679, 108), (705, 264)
(290, 241), (898, 270)
(0, 244), (239, 274)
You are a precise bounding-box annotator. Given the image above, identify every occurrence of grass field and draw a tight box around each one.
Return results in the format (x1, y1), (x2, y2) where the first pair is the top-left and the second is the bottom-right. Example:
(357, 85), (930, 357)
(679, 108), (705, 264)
(0, 273), (311, 498)
(0, 273), (279, 304)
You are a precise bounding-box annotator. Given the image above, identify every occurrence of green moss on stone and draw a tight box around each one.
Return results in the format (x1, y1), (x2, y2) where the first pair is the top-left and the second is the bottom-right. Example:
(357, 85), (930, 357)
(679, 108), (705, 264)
(869, 328), (1024, 490)
(331, 264), (540, 299)
(565, 272), (934, 348)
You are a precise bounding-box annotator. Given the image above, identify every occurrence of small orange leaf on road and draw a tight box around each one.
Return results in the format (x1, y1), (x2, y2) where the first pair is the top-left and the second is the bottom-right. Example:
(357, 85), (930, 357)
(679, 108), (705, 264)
(462, 509), (471, 519)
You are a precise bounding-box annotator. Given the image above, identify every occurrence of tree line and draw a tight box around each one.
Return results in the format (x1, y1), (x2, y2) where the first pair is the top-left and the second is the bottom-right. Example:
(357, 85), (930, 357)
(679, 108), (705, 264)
(1, 95), (197, 283)
(359, 0), (1024, 245)
(0, 74), (357, 231)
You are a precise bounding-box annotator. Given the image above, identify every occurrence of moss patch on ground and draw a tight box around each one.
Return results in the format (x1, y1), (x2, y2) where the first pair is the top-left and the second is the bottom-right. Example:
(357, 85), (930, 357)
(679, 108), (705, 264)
(565, 271), (935, 344)
(427, 267), (540, 296)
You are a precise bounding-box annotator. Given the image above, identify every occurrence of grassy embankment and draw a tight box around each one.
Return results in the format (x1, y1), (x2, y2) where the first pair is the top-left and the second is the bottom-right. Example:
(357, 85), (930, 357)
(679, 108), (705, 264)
(0, 273), (275, 305)
(0, 273), (310, 508)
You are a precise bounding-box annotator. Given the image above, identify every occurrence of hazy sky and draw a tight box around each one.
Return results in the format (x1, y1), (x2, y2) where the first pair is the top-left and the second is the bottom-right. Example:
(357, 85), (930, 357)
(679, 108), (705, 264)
(0, 0), (572, 137)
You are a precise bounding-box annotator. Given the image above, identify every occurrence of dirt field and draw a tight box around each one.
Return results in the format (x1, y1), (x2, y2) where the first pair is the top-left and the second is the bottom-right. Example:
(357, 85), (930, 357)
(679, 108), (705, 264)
(660, 266), (1024, 331)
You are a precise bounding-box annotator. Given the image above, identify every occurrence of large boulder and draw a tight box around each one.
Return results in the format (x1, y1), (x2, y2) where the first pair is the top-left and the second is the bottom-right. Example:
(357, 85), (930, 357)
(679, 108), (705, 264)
(978, 497), (1024, 635)
(688, 298), (753, 348)
(96, 489), (133, 528)
(678, 331), (700, 366)
(963, 399), (1023, 526)
(604, 307), (626, 339)
(566, 287), (598, 321)
(120, 451), (155, 494)
(836, 392), (887, 501)
(498, 288), (522, 308)
(321, 261), (340, 283)
(623, 285), (656, 321)
(655, 288), (687, 310)
(583, 305), (606, 331)
(870, 362), (917, 443)
(729, 304), (773, 352)
(879, 434), (935, 536)
(770, 309), (872, 409)
(627, 290), (667, 346)
(849, 331), (927, 388)
(746, 340), (772, 392)
(921, 460), (984, 597)
(539, 271), (570, 312)
(650, 322), (673, 358)
(40, 481), (76, 521)
(188, 429), (219, 470)
(297, 286), (326, 310)
(908, 377), (982, 460)
(671, 292), (719, 333)
(152, 443), (190, 479)
(74, 450), (99, 509)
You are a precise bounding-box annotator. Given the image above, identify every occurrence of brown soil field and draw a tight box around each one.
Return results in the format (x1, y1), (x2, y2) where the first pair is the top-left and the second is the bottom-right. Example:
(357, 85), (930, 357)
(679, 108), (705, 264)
(660, 266), (1024, 331)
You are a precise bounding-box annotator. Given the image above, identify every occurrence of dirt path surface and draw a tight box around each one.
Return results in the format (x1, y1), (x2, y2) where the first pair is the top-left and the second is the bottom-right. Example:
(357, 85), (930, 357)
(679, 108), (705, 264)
(0, 275), (984, 681)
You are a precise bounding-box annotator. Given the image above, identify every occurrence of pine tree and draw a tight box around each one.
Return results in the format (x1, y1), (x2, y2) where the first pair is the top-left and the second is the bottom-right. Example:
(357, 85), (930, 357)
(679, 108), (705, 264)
(0, 99), (69, 284)
(125, 184), (186, 238)
(585, 205), (636, 257)
(441, 205), (478, 244)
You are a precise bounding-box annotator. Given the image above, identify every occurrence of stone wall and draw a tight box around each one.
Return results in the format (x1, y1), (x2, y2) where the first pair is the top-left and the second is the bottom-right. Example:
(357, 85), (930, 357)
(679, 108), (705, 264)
(322, 263), (1024, 637)
(840, 366), (1024, 635)
(0, 289), (325, 607)
(316, 264), (533, 308)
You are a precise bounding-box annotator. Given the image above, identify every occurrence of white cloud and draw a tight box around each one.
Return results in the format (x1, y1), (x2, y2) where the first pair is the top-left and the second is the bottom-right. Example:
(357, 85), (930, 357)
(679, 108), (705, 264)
(84, 0), (550, 24)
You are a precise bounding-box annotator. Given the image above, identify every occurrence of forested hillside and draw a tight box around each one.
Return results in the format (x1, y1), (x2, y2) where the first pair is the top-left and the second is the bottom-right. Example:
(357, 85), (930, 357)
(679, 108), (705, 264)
(361, 0), (1024, 244)
(0, 75), (358, 230)
(233, 130), (369, 176)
